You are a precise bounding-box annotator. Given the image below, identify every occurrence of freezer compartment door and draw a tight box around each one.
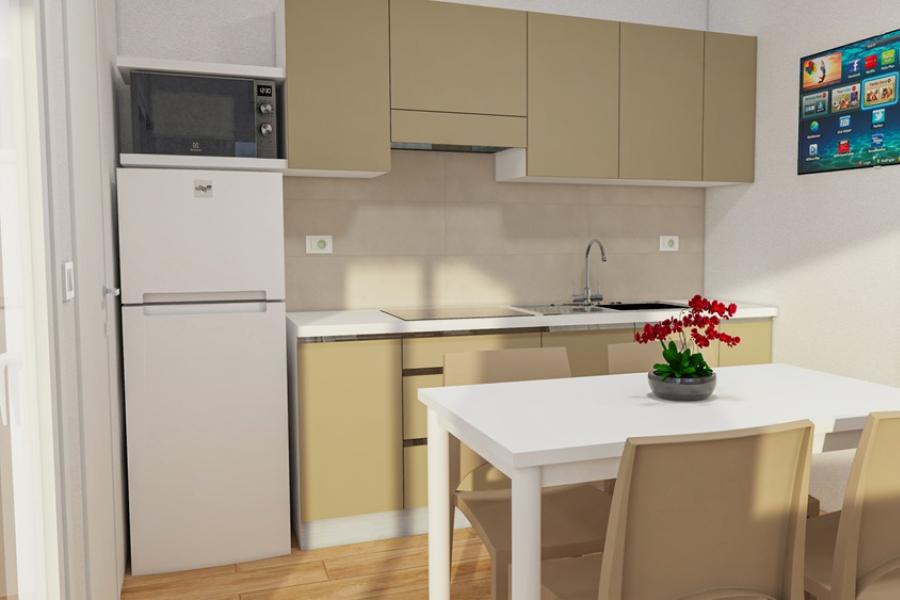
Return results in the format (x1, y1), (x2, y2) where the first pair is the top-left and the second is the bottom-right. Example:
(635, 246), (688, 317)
(117, 168), (285, 305)
(123, 301), (290, 575)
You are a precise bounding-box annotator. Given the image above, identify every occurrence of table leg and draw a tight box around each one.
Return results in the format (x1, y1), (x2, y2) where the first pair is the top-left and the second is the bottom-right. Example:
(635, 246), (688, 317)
(511, 467), (542, 600)
(427, 409), (450, 600)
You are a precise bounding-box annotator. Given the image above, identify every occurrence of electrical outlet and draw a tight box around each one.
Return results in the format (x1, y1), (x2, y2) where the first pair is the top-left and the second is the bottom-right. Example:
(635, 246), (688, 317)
(659, 235), (680, 252)
(306, 235), (334, 255)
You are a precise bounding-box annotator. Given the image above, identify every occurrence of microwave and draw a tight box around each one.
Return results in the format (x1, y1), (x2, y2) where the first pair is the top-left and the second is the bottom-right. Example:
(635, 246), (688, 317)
(127, 71), (279, 159)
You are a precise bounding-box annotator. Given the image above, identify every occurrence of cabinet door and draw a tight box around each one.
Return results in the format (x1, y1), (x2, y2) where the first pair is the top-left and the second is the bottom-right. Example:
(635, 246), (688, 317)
(403, 445), (428, 509)
(704, 32), (757, 183)
(718, 320), (773, 366)
(390, 0), (527, 116)
(619, 24), (704, 181)
(285, 0), (390, 174)
(298, 339), (402, 521)
(528, 14), (619, 178)
(542, 329), (636, 377)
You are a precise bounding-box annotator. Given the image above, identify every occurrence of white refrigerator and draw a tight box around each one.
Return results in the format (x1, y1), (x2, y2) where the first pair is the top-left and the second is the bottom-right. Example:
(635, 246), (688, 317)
(117, 168), (290, 575)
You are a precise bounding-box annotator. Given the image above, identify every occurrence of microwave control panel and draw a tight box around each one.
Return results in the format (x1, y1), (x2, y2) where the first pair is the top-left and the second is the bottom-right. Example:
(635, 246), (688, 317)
(254, 80), (278, 159)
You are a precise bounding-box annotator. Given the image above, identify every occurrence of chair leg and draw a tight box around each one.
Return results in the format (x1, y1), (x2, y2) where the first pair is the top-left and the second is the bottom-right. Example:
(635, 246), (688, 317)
(449, 498), (456, 571)
(492, 551), (510, 600)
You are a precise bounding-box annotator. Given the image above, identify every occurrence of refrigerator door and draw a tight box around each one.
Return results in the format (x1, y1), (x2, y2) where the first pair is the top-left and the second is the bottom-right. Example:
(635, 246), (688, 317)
(117, 168), (285, 305)
(123, 301), (290, 575)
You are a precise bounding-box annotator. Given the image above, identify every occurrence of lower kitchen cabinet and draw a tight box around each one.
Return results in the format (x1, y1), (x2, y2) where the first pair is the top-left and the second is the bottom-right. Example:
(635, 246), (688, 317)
(403, 445), (428, 508)
(297, 320), (772, 526)
(298, 338), (402, 521)
(718, 320), (773, 366)
(541, 328), (637, 376)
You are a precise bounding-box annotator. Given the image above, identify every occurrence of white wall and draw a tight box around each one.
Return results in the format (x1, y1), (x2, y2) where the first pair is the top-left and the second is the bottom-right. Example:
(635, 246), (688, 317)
(115, 0), (710, 65)
(706, 0), (900, 387)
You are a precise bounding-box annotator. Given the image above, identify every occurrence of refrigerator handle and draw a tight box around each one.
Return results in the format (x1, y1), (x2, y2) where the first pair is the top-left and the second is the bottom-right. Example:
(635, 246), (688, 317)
(141, 291), (269, 305)
(141, 302), (271, 317)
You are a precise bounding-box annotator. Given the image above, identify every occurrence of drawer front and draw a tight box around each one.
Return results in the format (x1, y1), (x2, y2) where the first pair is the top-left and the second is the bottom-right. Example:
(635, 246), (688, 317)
(403, 373), (442, 440)
(402, 332), (541, 370)
(403, 445), (428, 509)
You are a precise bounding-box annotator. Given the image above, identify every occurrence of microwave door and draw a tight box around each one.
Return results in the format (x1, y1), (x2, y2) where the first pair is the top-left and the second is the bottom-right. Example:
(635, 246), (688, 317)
(131, 72), (257, 157)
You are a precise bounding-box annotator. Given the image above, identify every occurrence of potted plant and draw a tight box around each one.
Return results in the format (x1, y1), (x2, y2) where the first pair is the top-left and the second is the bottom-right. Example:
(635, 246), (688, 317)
(634, 295), (742, 401)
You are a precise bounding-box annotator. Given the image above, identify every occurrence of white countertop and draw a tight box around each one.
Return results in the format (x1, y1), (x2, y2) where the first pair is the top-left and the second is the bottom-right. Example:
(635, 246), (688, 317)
(287, 300), (778, 339)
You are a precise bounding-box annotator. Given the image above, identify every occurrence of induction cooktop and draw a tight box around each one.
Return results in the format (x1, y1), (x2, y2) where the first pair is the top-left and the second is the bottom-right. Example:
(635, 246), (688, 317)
(381, 306), (531, 321)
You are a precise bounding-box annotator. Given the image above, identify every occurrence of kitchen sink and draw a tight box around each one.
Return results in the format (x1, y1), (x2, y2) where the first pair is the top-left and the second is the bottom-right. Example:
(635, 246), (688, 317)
(600, 302), (687, 311)
(515, 302), (686, 316)
(514, 304), (617, 316)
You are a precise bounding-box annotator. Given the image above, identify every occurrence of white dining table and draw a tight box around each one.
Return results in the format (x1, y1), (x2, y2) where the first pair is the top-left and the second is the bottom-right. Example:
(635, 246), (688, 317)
(419, 363), (900, 600)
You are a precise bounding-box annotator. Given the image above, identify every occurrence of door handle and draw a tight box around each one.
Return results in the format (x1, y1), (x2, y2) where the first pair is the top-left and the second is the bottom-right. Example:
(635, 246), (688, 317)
(104, 286), (121, 297)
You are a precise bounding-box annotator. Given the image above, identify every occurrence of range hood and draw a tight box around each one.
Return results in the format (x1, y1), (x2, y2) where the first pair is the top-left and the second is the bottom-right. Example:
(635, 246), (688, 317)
(390, 109), (525, 154)
(391, 142), (504, 153)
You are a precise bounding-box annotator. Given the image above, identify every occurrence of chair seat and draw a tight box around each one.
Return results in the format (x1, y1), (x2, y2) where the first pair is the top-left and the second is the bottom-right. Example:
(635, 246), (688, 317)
(805, 511), (840, 599)
(456, 483), (612, 559)
(541, 552), (783, 600)
(810, 450), (855, 514)
(540, 553), (604, 600)
(857, 561), (900, 600)
(457, 463), (511, 493)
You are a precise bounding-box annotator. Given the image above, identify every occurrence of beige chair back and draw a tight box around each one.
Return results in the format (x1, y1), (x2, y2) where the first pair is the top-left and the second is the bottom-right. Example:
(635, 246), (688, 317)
(831, 412), (900, 600)
(598, 420), (813, 600)
(608, 340), (720, 375)
(443, 347), (571, 490)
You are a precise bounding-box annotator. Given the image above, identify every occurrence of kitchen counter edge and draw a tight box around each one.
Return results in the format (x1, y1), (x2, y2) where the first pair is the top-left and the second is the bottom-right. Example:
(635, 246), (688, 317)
(287, 301), (778, 340)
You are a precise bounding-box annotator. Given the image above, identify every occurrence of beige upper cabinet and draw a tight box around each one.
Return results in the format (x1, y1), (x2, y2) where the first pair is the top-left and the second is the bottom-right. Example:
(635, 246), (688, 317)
(284, 0), (390, 175)
(527, 14), (620, 179)
(704, 32), (757, 183)
(619, 24), (704, 181)
(389, 0), (527, 117)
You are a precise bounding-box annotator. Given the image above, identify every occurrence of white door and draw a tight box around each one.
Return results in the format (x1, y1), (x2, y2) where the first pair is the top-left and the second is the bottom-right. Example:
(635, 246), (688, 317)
(116, 169), (285, 305)
(63, 0), (124, 596)
(122, 301), (290, 575)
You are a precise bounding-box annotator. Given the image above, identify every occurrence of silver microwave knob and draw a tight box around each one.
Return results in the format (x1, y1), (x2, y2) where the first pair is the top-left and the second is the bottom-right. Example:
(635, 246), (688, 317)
(259, 123), (274, 136)
(259, 102), (274, 115)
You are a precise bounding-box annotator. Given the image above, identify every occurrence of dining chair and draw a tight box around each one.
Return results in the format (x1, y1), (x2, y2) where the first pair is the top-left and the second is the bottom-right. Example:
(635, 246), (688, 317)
(809, 449), (855, 514)
(442, 347), (613, 600)
(539, 420), (813, 600)
(607, 340), (719, 375)
(805, 412), (900, 600)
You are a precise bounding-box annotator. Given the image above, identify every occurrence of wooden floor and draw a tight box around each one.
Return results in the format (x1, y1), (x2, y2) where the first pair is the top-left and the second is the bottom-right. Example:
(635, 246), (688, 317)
(121, 529), (492, 600)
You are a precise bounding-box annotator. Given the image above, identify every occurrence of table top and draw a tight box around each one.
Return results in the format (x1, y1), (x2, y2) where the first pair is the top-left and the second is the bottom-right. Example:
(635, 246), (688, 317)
(419, 364), (900, 469)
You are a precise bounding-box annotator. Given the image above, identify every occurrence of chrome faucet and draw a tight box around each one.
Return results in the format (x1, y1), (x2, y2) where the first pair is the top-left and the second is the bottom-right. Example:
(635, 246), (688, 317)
(573, 239), (607, 305)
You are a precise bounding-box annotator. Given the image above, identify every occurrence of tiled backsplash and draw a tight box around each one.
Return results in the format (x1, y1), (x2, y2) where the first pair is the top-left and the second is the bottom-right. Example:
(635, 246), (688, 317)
(284, 150), (704, 311)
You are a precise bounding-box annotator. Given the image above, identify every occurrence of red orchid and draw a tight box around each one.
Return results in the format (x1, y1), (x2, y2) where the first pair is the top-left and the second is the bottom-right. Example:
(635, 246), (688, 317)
(635, 295), (742, 379)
